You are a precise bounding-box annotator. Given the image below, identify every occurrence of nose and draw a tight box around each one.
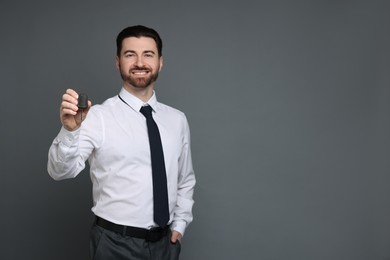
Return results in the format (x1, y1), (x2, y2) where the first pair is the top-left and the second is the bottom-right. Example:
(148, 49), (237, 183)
(135, 56), (144, 67)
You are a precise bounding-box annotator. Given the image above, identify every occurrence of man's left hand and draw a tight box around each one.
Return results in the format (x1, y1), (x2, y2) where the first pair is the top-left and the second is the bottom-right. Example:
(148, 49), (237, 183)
(170, 230), (182, 243)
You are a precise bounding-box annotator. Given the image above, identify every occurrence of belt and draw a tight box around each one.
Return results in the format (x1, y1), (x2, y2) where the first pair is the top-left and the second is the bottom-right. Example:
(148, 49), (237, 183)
(95, 217), (169, 242)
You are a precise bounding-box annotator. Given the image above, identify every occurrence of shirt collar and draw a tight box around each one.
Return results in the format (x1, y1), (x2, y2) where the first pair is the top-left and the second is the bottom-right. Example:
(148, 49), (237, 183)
(119, 87), (159, 112)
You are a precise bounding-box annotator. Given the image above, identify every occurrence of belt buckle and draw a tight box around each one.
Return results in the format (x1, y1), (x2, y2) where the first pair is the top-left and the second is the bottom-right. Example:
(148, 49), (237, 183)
(146, 227), (163, 242)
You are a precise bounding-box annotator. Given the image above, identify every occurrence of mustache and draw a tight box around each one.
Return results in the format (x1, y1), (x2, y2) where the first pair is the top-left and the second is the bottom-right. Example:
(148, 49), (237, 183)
(130, 66), (150, 71)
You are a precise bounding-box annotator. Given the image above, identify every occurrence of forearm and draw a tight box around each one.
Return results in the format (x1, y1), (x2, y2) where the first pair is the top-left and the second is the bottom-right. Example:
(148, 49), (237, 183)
(47, 127), (86, 180)
(171, 173), (196, 236)
(171, 116), (196, 236)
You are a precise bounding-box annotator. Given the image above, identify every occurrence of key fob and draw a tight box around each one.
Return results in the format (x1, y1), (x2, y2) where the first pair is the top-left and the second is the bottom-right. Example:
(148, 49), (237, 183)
(78, 93), (88, 109)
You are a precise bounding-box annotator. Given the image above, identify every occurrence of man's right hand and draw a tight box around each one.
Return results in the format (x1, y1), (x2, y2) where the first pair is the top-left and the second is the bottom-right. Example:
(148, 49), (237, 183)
(60, 89), (92, 131)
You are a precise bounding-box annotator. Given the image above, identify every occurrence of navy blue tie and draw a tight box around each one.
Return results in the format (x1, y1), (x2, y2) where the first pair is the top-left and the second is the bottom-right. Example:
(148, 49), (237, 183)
(140, 105), (169, 228)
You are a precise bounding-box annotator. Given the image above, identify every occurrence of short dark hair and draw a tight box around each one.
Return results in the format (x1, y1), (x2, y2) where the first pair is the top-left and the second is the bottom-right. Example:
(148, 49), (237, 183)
(116, 25), (163, 57)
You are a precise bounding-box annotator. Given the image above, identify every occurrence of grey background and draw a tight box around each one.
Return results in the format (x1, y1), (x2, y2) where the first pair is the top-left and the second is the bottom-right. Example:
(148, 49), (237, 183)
(1, 1), (389, 259)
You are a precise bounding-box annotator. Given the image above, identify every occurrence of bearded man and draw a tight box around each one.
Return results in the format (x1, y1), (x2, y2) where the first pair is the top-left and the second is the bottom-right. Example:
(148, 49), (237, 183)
(48, 25), (195, 260)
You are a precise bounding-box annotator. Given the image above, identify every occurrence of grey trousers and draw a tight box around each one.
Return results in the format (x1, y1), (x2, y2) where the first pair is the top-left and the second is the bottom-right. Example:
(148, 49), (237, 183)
(90, 224), (181, 260)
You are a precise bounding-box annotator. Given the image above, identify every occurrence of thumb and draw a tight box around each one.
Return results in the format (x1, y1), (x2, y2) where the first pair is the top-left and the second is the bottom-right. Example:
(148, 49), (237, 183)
(83, 100), (92, 115)
(78, 100), (92, 122)
(170, 231), (182, 243)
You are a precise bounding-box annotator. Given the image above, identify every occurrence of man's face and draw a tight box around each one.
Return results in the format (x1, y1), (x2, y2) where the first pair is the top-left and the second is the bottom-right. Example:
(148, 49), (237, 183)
(116, 36), (163, 89)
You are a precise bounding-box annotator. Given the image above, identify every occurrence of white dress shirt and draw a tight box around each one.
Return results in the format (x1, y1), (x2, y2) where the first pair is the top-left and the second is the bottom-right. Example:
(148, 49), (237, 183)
(47, 88), (195, 236)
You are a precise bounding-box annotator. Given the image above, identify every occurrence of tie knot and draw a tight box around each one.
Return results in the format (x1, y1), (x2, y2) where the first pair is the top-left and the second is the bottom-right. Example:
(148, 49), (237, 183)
(140, 105), (153, 118)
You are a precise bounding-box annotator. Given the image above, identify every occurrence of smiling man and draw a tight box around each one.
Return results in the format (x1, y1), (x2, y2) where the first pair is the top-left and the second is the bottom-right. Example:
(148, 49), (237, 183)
(118, 36), (162, 91)
(47, 25), (195, 260)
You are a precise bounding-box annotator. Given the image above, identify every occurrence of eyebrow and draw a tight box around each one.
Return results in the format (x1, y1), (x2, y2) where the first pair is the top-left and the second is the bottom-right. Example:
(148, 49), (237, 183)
(123, 50), (156, 55)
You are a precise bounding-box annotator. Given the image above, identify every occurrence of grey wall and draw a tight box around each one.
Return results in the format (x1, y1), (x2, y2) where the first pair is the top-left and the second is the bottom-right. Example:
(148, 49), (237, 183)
(1, 1), (389, 259)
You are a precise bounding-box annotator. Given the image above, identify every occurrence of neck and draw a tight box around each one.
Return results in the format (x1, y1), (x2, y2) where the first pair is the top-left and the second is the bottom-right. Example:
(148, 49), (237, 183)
(123, 83), (154, 103)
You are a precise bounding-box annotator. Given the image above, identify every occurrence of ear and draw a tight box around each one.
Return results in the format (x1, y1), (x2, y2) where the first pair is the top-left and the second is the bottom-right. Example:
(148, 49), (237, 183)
(115, 56), (120, 70)
(159, 56), (163, 72)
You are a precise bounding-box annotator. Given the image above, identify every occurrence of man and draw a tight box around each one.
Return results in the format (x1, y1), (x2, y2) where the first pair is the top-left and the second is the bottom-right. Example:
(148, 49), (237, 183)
(47, 25), (195, 260)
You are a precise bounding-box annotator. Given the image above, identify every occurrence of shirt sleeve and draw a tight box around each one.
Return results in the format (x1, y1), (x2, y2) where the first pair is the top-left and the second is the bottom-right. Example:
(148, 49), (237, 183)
(171, 115), (196, 236)
(47, 107), (102, 180)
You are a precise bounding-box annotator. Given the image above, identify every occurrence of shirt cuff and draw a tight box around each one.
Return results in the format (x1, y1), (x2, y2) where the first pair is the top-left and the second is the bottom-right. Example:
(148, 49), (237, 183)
(170, 220), (187, 237)
(57, 126), (80, 147)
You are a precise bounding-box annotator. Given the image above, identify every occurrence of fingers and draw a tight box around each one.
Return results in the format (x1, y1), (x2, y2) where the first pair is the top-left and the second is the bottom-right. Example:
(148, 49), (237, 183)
(59, 88), (92, 131)
(170, 230), (182, 243)
(66, 88), (79, 99)
(61, 88), (79, 116)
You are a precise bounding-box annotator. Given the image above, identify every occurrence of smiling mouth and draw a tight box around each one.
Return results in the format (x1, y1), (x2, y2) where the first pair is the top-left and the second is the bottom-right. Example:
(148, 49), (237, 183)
(132, 70), (150, 76)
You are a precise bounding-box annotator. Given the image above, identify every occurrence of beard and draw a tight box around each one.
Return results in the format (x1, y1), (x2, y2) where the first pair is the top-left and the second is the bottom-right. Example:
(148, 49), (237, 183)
(119, 65), (160, 89)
